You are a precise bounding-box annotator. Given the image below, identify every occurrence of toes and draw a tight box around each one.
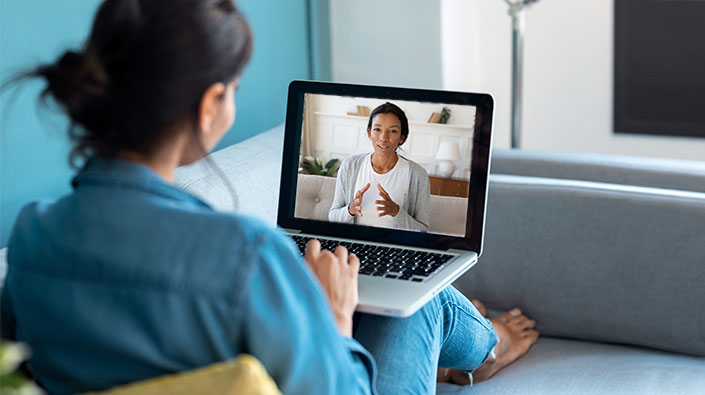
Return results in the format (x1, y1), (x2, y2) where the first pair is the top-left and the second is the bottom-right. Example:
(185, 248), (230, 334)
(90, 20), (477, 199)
(496, 308), (521, 323)
(471, 299), (488, 317)
(506, 316), (524, 328)
(509, 317), (536, 331)
(505, 314), (525, 324)
(522, 329), (539, 344)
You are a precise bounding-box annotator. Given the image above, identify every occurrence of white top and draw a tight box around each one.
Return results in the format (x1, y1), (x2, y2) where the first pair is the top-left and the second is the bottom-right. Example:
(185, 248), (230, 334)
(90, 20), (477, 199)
(328, 153), (432, 232)
(354, 153), (411, 229)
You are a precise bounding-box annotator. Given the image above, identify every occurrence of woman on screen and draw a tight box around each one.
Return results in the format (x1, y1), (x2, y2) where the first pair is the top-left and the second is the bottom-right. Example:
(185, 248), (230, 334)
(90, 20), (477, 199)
(329, 102), (431, 231)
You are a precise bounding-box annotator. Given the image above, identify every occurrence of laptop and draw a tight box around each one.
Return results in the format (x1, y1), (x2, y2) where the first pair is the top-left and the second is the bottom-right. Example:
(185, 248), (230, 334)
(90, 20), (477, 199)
(277, 81), (494, 317)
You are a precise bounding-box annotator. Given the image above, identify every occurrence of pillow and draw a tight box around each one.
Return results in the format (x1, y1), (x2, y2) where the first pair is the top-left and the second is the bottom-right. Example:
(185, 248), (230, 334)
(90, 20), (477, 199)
(84, 354), (280, 395)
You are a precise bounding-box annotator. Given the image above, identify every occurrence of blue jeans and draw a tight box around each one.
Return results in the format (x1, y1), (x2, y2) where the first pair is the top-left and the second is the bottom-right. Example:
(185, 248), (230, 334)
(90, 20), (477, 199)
(354, 286), (498, 394)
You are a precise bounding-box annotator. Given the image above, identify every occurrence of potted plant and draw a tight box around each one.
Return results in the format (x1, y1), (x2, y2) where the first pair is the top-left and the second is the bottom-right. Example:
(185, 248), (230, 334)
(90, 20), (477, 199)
(300, 156), (340, 177)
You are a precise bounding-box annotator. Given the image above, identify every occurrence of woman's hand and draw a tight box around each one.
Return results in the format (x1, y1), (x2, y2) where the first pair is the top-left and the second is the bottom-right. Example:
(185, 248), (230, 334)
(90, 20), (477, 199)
(304, 239), (360, 337)
(348, 182), (371, 217)
(375, 183), (400, 217)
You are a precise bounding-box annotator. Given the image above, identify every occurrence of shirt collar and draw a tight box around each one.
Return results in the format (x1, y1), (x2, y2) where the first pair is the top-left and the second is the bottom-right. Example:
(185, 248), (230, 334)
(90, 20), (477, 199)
(71, 157), (212, 209)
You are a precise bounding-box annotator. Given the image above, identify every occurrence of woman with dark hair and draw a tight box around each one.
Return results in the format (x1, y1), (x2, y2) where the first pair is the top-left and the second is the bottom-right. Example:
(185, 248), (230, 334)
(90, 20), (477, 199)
(1, 1), (537, 394)
(329, 102), (431, 231)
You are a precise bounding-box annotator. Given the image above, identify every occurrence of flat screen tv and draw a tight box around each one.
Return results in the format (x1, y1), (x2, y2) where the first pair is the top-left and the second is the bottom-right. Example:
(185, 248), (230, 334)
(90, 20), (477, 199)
(614, 0), (705, 139)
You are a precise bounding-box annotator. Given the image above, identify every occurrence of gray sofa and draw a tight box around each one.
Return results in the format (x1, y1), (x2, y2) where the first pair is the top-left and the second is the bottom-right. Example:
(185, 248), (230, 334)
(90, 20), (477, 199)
(2, 125), (703, 393)
(174, 125), (705, 394)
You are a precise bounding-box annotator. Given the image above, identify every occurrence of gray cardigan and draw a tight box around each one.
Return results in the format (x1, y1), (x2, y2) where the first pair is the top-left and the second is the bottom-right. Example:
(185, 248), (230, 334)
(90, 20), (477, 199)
(328, 153), (431, 231)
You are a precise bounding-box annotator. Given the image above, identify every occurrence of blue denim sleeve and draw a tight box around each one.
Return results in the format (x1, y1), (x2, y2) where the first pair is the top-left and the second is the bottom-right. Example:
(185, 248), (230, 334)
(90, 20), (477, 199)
(239, 228), (377, 395)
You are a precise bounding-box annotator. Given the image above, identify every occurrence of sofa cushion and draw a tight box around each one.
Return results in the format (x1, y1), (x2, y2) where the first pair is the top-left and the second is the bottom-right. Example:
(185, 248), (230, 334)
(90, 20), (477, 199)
(294, 174), (336, 221)
(429, 195), (467, 236)
(453, 175), (705, 356)
(437, 337), (705, 394)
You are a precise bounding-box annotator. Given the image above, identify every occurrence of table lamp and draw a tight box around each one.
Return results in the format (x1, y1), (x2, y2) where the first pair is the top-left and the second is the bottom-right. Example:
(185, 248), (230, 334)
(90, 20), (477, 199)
(436, 141), (461, 178)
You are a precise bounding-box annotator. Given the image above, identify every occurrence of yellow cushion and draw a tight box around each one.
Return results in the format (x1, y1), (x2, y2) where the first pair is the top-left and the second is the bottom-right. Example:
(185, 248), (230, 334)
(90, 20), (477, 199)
(84, 355), (280, 395)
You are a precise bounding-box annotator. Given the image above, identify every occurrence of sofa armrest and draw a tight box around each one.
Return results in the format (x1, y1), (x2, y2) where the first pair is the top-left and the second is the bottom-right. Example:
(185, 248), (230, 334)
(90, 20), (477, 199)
(174, 125), (284, 226)
(491, 149), (705, 193)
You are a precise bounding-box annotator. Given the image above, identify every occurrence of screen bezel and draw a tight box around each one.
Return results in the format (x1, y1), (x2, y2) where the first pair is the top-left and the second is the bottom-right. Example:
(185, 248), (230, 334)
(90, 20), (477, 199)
(277, 81), (494, 253)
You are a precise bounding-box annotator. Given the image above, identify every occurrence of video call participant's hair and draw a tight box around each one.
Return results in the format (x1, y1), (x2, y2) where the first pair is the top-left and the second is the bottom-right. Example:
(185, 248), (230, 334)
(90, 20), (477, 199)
(9, 0), (252, 167)
(366, 102), (410, 146)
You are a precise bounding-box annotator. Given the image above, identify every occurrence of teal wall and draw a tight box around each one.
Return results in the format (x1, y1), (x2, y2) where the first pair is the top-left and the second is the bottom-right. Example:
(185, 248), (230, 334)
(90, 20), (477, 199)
(0, 0), (101, 248)
(218, 0), (313, 149)
(0, 0), (323, 247)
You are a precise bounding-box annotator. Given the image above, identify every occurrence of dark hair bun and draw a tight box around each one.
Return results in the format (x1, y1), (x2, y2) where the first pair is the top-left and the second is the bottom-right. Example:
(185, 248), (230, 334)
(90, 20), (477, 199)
(38, 50), (109, 135)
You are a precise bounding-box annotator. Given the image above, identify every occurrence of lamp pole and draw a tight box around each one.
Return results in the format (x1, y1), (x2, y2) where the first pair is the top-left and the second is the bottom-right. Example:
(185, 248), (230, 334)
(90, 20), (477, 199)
(505, 0), (540, 149)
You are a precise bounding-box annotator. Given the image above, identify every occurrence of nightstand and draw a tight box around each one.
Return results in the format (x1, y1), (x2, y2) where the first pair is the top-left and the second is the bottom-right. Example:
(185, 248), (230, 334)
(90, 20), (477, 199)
(428, 175), (469, 197)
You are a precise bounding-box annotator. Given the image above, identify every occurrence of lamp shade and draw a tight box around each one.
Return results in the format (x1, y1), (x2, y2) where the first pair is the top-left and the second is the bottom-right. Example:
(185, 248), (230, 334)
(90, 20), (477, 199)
(436, 141), (461, 161)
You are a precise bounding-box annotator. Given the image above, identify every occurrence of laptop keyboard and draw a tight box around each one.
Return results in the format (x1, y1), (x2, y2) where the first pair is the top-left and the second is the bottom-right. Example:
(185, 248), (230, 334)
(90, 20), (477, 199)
(290, 235), (455, 282)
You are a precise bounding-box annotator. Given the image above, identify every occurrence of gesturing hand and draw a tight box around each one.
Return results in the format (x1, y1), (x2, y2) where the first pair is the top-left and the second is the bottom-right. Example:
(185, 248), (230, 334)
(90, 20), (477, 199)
(375, 183), (400, 217)
(348, 182), (371, 217)
(304, 239), (360, 337)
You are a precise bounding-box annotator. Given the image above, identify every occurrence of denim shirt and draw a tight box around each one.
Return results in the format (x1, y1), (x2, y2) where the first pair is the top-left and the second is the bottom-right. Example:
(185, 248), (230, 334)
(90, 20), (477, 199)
(1, 158), (377, 394)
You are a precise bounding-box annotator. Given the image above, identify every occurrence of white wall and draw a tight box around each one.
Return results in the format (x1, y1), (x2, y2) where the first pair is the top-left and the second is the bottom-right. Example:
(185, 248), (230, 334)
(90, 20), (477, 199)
(329, 0), (443, 89)
(440, 0), (705, 160)
(305, 94), (477, 125)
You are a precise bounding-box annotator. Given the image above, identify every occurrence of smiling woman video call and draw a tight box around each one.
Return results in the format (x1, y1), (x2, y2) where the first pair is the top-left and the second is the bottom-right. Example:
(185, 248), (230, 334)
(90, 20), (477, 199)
(329, 102), (431, 231)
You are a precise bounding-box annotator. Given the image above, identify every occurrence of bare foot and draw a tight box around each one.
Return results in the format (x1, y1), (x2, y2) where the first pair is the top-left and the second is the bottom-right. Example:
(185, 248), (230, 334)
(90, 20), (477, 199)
(437, 305), (538, 385)
(473, 308), (538, 382)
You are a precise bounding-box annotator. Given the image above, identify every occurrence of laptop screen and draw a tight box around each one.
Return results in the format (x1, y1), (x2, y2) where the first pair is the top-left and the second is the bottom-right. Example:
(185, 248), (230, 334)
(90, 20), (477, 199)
(278, 81), (493, 253)
(296, 93), (475, 237)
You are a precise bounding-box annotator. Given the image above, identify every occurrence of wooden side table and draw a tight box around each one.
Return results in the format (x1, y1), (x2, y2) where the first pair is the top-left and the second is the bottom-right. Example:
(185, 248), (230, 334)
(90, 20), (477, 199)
(428, 175), (469, 197)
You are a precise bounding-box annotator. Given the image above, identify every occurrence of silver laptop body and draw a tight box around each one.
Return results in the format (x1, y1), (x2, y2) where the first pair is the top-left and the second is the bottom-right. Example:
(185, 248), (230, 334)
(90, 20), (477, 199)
(278, 81), (494, 317)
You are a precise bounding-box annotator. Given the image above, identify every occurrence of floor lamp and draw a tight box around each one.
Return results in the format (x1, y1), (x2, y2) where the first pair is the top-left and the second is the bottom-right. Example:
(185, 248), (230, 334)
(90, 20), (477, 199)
(505, 0), (540, 149)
